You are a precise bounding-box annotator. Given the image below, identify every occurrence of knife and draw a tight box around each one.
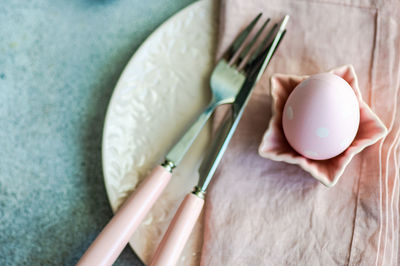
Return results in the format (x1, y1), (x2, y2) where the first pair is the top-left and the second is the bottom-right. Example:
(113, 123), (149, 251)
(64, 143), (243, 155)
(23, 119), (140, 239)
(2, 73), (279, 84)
(149, 15), (289, 266)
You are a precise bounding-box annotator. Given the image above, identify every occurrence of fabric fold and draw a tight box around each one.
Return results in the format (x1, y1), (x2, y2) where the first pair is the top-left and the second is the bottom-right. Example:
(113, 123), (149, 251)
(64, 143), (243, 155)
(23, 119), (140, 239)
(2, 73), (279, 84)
(201, 0), (400, 265)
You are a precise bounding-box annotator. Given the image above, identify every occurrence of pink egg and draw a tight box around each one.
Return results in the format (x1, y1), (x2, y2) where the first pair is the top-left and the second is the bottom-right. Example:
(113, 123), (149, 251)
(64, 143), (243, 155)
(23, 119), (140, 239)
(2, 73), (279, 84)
(282, 73), (360, 160)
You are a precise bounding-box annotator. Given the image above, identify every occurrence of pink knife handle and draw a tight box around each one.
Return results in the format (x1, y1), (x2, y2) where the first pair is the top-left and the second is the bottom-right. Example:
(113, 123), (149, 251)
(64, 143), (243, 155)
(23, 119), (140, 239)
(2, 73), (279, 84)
(77, 165), (172, 266)
(150, 192), (204, 266)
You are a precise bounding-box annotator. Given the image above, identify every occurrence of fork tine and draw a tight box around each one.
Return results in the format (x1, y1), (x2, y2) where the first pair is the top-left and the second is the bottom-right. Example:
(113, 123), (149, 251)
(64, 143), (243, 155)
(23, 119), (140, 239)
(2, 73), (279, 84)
(247, 15), (289, 80)
(248, 29), (286, 73)
(241, 15), (288, 75)
(235, 18), (270, 68)
(247, 23), (278, 66)
(224, 13), (262, 59)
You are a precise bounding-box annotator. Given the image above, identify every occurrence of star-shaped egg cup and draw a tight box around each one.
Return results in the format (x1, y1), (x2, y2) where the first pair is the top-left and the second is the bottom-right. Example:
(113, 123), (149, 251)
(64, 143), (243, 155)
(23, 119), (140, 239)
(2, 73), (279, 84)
(258, 65), (388, 187)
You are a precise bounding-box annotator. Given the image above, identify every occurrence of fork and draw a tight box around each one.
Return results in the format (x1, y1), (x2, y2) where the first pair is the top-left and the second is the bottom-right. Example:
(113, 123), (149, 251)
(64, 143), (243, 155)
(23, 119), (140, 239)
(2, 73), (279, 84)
(149, 15), (287, 266)
(78, 14), (270, 266)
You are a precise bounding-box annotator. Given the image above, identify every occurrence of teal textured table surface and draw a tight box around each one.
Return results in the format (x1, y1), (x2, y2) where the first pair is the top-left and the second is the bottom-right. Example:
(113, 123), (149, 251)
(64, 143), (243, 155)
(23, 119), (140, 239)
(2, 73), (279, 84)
(0, 0), (197, 265)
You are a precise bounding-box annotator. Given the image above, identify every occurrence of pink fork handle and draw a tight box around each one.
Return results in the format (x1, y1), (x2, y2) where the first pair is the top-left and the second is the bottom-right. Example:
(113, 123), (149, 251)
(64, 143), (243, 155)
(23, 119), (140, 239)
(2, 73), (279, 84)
(77, 165), (172, 266)
(150, 192), (204, 266)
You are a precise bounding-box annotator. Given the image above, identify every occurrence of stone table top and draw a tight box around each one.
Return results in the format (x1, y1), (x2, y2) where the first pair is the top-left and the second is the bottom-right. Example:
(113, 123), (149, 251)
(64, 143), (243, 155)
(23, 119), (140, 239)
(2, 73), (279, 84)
(0, 0), (197, 264)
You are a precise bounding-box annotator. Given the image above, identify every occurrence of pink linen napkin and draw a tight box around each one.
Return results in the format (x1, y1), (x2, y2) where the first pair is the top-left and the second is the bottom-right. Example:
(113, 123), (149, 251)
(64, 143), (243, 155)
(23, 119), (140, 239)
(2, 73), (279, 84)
(201, 0), (400, 265)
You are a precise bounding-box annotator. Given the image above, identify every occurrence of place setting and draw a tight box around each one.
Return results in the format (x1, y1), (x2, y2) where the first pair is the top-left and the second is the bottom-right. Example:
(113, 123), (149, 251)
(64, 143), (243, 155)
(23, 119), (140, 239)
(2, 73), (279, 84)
(80, 0), (398, 265)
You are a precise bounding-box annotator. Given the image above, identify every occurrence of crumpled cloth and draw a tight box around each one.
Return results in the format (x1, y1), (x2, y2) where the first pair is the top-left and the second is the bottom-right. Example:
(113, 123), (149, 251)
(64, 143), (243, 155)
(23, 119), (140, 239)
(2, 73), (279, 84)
(200, 0), (400, 265)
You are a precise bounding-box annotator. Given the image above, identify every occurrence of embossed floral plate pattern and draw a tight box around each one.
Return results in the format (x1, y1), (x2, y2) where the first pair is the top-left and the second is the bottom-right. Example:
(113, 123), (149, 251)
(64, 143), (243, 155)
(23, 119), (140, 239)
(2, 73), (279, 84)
(102, 0), (216, 265)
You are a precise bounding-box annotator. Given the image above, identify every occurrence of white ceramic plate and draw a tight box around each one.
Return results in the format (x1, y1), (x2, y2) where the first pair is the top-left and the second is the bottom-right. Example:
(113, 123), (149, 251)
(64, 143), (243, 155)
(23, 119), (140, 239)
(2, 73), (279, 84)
(102, 0), (216, 265)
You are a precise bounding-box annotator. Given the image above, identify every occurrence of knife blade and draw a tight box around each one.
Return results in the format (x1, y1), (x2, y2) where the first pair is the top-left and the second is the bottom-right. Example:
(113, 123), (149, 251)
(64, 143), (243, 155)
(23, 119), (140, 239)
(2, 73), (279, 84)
(194, 15), (289, 196)
(149, 15), (289, 266)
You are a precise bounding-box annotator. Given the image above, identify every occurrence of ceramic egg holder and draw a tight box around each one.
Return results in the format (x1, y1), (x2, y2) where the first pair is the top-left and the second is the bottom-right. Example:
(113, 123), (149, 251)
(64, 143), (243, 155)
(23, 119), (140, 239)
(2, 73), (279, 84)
(258, 65), (387, 187)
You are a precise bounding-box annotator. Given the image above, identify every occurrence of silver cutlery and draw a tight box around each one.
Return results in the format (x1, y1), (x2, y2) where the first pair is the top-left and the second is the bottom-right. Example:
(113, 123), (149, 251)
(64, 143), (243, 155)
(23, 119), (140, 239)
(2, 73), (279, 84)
(78, 13), (277, 266)
(150, 14), (289, 266)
